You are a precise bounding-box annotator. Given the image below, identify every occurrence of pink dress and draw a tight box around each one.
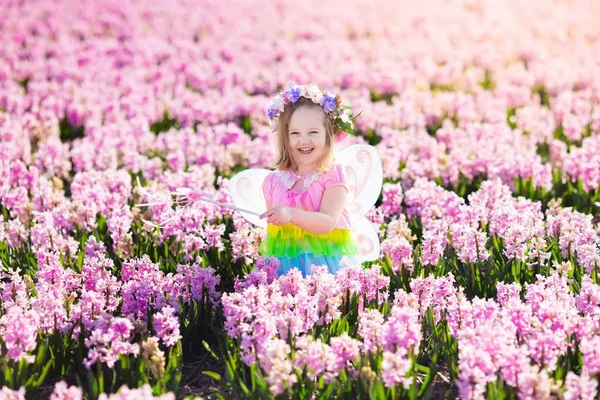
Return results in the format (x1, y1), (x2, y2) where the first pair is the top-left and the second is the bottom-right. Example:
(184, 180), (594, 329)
(259, 163), (360, 276)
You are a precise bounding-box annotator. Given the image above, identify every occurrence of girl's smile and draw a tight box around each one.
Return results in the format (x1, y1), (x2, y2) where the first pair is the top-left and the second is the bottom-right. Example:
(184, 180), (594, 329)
(298, 147), (314, 154)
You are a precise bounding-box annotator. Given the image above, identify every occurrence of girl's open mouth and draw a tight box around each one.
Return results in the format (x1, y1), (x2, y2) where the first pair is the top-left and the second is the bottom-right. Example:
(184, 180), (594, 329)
(298, 147), (314, 154)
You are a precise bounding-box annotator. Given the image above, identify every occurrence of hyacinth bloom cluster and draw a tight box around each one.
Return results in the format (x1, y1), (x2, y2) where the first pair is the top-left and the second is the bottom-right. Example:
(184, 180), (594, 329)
(0, 0), (600, 397)
(0, 249), (220, 395)
(270, 272), (587, 400)
(222, 265), (418, 396)
(400, 178), (600, 275)
(394, 273), (600, 400)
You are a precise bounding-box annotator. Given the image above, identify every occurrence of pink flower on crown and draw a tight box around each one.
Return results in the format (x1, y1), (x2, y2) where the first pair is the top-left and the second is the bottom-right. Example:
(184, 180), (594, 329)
(335, 129), (349, 143)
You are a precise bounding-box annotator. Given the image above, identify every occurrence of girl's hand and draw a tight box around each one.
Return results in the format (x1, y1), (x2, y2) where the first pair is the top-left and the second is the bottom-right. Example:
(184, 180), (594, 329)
(259, 206), (293, 226)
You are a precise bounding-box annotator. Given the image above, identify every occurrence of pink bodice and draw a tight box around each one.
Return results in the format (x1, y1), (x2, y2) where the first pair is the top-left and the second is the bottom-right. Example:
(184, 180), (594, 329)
(262, 163), (352, 230)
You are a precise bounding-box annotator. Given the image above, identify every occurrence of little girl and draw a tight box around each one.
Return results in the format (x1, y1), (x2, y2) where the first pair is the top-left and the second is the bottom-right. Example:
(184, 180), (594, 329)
(258, 84), (361, 276)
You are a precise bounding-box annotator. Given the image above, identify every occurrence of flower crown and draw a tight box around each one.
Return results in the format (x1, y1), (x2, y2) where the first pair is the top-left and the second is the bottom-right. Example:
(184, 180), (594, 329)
(267, 83), (361, 142)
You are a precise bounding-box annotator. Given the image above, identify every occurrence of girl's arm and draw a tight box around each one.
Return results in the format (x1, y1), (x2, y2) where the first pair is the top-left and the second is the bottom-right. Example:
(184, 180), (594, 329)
(260, 186), (348, 234)
(262, 174), (273, 210)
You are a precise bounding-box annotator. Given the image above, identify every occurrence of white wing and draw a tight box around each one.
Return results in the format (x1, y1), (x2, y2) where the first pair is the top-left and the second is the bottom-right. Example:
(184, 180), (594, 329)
(337, 144), (383, 223)
(350, 212), (380, 262)
(229, 168), (271, 228)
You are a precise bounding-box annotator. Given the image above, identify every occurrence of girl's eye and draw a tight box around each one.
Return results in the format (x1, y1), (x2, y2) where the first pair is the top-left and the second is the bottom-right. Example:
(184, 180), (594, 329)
(290, 132), (299, 135)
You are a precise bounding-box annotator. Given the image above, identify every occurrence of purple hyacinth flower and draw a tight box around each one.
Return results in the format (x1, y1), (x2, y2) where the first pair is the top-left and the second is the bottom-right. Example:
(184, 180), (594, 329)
(321, 94), (337, 113)
(267, 106), (278, 119)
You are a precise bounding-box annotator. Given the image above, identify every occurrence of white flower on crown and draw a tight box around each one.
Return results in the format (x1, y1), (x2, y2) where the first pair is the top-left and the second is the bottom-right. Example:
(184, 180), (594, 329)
(271, 94), (285, 112)
(339, 112), (350, 124)
(304, 85), (323, 104)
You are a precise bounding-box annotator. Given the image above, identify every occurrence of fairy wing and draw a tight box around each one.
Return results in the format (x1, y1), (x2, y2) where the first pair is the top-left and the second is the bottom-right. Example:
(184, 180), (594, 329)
(229, 168), (271, 228)
(350, 211), (381, 262)
(337, 144), (383, 223)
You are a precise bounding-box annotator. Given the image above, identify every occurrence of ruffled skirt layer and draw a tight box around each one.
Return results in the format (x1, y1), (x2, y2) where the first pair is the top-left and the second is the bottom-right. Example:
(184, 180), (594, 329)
(258, 223), (360, 276)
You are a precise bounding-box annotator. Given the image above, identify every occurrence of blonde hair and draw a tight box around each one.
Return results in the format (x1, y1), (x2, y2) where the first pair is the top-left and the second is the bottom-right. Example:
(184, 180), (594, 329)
(272, 97), (337, 172)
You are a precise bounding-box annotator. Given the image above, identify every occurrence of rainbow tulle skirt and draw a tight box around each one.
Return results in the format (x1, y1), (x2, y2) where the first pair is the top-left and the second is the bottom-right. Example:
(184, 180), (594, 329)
(258, 223), (360, 276)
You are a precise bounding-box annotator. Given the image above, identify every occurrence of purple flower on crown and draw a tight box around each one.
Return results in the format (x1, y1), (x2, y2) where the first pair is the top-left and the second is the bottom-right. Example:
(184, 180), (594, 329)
(320, 93), (337, 114)
(287, 83), (303, 103)
(267, 106), (278, 119)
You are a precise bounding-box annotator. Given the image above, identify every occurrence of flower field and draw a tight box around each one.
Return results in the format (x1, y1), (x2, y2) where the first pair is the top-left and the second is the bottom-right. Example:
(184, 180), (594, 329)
(1, 0), (600, 398)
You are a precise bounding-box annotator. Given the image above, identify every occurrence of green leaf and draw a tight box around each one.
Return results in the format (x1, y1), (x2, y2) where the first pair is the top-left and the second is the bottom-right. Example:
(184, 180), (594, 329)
(209, 389), (228, 400)
(372, 380), (386, 399)
(4, 362), (13, 387)
(34, 340), (48, 369)
(202, 371), (222, 382)
(202, 340), (219, 361)
(323, 381), (336, 398)
(238, 379), (251, 396)
(32, 357), (55, 388)
(415, 364), (429, 374)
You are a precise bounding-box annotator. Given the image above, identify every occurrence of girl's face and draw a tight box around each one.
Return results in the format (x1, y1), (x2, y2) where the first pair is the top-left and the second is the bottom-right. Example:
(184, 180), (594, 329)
(288, 106), (328, 172)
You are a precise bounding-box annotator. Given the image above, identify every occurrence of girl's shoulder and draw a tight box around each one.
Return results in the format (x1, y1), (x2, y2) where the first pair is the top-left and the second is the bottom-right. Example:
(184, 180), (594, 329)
(320, 163), (345, 178)
(318, 163), (346, 188)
